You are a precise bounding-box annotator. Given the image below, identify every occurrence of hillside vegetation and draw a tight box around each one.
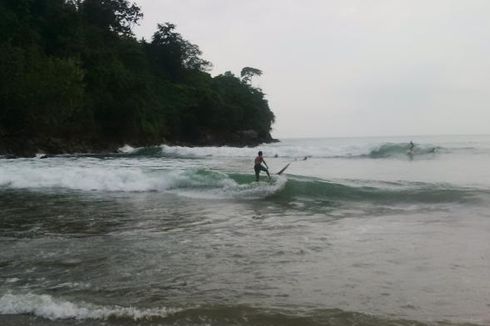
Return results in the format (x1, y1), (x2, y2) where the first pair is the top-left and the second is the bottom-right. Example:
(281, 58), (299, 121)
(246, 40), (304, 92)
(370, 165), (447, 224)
(0, 0), (276, 156)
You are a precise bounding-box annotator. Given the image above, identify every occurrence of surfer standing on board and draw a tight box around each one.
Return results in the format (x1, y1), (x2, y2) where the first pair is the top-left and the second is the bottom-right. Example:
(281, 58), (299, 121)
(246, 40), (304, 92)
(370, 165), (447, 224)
(409, 141), (415, 152)
(254, 151), (271, 182)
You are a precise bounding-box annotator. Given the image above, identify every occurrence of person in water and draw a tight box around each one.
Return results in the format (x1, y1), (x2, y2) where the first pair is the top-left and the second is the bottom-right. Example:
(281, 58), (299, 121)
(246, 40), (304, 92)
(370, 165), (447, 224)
(409, 141), (415, 152)
(254, 151), (271, 181)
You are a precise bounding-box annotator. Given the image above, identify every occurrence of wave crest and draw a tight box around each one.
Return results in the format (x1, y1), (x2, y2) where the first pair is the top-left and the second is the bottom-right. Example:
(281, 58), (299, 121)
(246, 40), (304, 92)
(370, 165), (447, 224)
(274, 177), (484, 204)
(116, 142), (447, 160)
(0, 293), (178, 321)
(0, 164), (287, 199)
(366, 143), (439, 158)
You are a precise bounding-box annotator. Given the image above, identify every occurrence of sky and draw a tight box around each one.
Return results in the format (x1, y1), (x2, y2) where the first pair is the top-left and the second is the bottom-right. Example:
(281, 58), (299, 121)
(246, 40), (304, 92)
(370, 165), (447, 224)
(133, 0), (490, 138)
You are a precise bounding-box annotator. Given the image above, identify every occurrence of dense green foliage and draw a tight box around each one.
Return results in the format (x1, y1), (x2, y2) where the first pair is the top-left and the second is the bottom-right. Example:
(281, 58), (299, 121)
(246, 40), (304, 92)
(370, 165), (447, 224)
(0, 0), (275, 151)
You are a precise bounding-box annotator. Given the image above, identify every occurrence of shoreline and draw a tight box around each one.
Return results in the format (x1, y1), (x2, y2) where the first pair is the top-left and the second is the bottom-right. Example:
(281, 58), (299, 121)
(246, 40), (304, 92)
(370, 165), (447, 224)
(0, 133), (279, 158)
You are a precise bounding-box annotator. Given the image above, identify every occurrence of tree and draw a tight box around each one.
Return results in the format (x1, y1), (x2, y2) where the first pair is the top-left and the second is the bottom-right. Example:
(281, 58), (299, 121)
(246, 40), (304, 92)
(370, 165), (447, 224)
(241, 66), (262, 84)
(150, 22), (211, 79)
(80, 0), (142, 36)
(0, 44), (85, 136)
(211, 70), (274, 137)
(0, 0), (275, 155)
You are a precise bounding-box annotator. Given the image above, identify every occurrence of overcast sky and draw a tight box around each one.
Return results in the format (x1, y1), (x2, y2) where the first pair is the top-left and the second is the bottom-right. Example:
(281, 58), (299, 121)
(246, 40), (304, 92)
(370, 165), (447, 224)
(133, 0), (490, 138)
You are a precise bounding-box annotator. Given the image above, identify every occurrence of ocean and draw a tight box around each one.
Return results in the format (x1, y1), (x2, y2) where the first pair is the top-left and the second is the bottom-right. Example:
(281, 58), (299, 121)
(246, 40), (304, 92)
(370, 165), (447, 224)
(0, 135), (489, 326)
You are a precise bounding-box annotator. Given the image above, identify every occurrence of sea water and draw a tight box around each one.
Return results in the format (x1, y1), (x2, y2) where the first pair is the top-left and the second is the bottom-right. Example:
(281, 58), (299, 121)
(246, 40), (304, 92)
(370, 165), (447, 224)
(0, 135), (489, 326)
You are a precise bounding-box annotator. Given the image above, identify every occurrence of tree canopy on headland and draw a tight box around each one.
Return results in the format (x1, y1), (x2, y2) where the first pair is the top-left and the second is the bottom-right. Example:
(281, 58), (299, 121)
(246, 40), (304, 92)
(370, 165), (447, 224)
(0, 0), (276, 155)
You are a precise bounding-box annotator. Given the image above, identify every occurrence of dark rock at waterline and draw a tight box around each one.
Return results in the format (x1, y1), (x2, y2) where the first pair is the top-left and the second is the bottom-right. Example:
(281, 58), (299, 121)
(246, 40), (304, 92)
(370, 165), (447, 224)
(0, 135), (121, 158)
(195, 129), (277, 147)
(0, 131), (278, 157)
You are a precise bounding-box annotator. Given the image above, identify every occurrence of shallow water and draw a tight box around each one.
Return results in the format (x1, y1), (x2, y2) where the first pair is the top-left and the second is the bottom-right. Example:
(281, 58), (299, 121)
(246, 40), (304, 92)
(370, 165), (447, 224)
(1, 135), (489, 325)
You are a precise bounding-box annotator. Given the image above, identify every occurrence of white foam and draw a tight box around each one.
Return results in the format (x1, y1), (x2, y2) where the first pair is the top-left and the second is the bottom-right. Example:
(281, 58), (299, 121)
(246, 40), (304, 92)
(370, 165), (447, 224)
(118, 144), (136, 154)
(174, 175), (288, 200)
(150, 138), (474, 159)
(0, 154), (289, 197)
(160, 145), (258, 158)
(119, 143), (338, 159)
(0, 293), (178, 320)
(156, 143), (375, 159)
(5, 278), (19, 284)
(0, 163), (167, 192)
(231, 175), (288, 199)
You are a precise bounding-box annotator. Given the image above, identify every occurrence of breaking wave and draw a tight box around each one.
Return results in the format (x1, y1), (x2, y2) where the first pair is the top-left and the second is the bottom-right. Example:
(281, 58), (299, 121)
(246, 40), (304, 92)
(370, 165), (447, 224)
(365, 143), (440, 158)
(0, 162), (287, 199)
(0, 293), (483, 325)
(0, 155), (489, 203)
(115, 142), (464, 160)
(0, 293), (178, 321)
(0, 163), (164, 192)
(0, 159), (486, 203)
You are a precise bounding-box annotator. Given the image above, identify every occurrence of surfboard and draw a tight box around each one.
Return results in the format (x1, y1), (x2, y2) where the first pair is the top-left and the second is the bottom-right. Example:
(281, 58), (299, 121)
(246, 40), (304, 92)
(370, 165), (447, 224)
(276, 163), (290, 175)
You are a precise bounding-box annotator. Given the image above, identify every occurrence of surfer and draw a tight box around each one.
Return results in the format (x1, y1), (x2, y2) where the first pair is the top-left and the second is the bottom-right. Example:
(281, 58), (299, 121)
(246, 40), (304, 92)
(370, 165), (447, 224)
(409, 141), (415, 153)
(254, 151), (271, 182)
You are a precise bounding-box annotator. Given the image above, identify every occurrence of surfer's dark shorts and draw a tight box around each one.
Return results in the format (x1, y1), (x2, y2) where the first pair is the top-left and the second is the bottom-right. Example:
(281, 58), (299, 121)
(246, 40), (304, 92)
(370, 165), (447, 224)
(254, 164), (268, 178)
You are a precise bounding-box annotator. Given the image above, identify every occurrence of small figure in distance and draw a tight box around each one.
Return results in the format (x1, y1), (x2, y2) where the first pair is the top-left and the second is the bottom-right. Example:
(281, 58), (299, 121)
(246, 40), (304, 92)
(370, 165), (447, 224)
(254, 151), (271, 182)
(409, 141), (415, 152)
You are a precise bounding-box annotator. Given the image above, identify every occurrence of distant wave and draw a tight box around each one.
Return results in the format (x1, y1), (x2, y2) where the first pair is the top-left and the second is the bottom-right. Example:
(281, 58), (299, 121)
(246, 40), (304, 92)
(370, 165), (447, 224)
(1, 139), (484, 161)
(365, 143), (437, 158)
(119, 144), (260, 159)
(114, 142), (465, 160)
